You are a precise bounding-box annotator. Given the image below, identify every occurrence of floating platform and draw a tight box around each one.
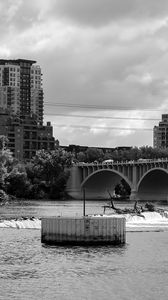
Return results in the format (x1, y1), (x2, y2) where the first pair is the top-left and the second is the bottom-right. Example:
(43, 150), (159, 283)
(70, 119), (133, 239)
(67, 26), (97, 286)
(41, 216), (126, 245)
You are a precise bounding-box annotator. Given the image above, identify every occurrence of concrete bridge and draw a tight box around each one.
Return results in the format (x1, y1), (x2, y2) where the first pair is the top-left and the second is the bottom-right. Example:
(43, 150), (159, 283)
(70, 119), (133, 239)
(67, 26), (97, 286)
(66, 158), (168, 201)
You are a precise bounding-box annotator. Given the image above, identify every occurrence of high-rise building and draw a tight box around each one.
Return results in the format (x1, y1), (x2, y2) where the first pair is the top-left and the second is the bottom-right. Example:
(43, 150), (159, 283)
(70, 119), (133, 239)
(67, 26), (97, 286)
(0, 59), (43, 124)
(0, 109), (55, 160)
(30, 64), (43, 125)
(0, 59), (56, 160)
(153, 114), (168, 148)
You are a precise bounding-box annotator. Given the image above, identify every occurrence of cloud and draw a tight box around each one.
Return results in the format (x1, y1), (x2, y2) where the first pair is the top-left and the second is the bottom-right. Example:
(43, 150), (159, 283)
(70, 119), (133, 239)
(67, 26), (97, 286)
(0, 0), (168, 147)
(44, 109), (155, 148)
(51, 0), (168, 27)
(40, 28), (167, 112)
(0, 0), (40, 31)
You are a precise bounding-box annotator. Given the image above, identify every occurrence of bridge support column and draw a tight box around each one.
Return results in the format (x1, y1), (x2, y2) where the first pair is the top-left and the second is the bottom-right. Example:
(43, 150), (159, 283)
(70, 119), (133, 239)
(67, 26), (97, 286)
(130, 190), (139, 201)
(66, 166), (82, 199)
(130, 166), (139, 200)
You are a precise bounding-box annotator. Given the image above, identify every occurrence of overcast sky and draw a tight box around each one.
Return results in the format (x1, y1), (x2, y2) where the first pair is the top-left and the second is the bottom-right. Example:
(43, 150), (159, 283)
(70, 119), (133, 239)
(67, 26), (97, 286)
(1, 0), (168, 148)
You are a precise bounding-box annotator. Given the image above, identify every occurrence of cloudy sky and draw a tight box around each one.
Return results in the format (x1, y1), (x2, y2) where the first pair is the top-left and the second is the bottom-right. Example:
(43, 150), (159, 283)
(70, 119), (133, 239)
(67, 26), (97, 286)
(1, 0), (168, 148)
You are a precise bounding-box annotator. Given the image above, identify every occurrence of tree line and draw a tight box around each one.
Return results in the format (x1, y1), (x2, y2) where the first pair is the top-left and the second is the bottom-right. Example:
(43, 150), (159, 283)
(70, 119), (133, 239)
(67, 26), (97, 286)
(73, 145), (168, 163)
(1, 135), (168, 202)
(0, 136), (73, 202)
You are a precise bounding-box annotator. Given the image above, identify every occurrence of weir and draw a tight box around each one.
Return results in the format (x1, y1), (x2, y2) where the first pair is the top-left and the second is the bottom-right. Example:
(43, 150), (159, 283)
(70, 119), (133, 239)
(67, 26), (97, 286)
(0, 211), (168, 233)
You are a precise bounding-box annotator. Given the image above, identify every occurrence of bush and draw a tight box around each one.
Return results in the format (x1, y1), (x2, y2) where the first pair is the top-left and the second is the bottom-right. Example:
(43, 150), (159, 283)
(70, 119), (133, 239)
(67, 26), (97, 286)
(26, 184), (48, 199)
(6, 171), (30, 198)
(0, 189), (9, 202)
(145, 202), (155, 211)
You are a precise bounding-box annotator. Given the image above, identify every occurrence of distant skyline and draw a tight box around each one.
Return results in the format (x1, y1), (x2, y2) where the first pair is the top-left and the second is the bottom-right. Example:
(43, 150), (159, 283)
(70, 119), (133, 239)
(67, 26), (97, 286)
(1, 0), (168, 147)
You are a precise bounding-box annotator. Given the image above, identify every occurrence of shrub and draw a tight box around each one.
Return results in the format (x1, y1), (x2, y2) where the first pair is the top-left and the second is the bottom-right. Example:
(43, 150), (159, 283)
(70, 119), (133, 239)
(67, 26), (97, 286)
(0, 189), (9, 202)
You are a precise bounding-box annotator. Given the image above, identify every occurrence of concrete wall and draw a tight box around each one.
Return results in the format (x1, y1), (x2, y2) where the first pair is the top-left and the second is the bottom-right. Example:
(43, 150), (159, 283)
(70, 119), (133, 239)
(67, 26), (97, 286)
(66, 166), (83, 199)
(41, 216), (126, 245)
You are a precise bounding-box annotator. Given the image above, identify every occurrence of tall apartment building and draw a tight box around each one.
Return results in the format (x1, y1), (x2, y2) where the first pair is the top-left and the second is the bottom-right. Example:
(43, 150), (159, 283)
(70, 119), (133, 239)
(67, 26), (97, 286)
(153, 114), (168, 148)
(0, 59), (55, 160)
(0, 59), (43, 124)
(0, 110), (55, 160)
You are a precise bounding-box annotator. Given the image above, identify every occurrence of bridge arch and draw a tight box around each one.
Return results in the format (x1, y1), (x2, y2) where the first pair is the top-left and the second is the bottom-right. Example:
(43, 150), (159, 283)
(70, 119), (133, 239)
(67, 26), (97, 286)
(81, 169), (132, 199)
(137, 167), (168, 201)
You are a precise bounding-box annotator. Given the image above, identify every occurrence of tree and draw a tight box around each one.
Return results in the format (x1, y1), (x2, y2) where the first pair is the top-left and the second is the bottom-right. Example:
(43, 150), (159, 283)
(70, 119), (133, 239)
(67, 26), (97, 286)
(27, 148), (73, 198)
(77, 151), (86, 162)
(86, 147), (104, 162)
(0, 136), (14, 190)
(115, 179), (131, 197)
(6, 164), (30, 198)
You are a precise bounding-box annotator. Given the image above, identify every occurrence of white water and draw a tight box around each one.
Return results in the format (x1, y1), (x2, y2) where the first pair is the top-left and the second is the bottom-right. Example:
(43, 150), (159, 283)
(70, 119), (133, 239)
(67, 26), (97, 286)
(0, 218), (41, 229)
(89, 210), (168, 231)
(125, 211), (168, 231)
(1, 211), (168, 231)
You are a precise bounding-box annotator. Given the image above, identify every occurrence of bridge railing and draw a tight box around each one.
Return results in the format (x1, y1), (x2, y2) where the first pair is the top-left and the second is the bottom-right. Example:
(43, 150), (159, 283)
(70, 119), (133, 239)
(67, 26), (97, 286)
(75, 157), (168, 167)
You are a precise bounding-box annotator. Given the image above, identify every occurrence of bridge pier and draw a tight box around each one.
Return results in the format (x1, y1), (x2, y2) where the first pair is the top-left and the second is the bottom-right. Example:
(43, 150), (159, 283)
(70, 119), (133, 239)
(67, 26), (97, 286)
(66, 166), (83, 199)
(130, 190), (139, 201)
(129, 165), (139, 201)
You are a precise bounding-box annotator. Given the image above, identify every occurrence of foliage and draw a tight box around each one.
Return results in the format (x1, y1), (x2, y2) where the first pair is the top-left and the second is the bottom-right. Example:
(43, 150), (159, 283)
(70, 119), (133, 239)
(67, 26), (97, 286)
(144, 202), (155, 211)
(0, 189), (9, 203)
(85, 147), (104, 162)
(1, 142), (73, 200)
(111, 146), (168, 161)
(0, 136), (14, 190)
(74, 145), (168, 162)
(76, 151), (86, 162)
(0, 135), (8, 151)
(6, 164), (30, 198)
(114, 179), (131, 197)
(26, 149), (73, 199)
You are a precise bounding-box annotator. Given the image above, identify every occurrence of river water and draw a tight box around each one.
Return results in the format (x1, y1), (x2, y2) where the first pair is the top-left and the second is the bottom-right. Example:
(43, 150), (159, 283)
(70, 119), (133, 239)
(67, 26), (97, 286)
(0, 200), (168, 300)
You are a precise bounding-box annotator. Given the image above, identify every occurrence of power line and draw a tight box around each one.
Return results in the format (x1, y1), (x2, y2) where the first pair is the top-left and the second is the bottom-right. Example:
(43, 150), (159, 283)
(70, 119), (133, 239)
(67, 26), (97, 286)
(52, 123), (153, 131)
(44, 102), (165, 112)
(45, 112), (159, 121)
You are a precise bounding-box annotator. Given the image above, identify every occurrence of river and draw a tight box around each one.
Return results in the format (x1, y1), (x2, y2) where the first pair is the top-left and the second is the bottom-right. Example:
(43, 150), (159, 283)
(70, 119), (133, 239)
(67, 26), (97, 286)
(0, 199), (168, 300)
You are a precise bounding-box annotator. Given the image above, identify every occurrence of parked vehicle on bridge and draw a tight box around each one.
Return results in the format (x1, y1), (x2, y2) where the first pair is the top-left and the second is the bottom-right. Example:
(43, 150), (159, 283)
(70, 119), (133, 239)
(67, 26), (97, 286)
(137, 158), (148, 162)
(128, 160), (134, 163)
(102, 159), (114, 164)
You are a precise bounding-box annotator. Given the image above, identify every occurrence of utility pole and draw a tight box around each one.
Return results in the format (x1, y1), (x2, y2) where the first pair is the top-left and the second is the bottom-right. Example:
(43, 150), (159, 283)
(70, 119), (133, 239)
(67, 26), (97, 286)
(83, 188), (86, 217)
